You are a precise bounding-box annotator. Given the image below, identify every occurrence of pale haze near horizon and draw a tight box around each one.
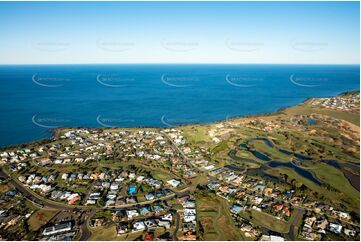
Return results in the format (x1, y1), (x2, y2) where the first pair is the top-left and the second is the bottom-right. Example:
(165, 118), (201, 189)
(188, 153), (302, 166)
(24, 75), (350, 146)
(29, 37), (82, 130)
(0, 1), (359, 65)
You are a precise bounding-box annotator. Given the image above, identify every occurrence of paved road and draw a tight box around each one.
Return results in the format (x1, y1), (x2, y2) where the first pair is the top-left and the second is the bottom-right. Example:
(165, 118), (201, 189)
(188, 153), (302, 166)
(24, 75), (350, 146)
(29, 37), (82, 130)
(0, 135), (195, 241)
(163, 134), (360, 230)
(79, 210), (96, 241)
(288, 207), (305, 240)
(172, 212), (181, 241)
(0, 169), (78, 210)
(1, 168), (191, 241)
(162, 133), (203, 174)
(0, 167), (190, 210)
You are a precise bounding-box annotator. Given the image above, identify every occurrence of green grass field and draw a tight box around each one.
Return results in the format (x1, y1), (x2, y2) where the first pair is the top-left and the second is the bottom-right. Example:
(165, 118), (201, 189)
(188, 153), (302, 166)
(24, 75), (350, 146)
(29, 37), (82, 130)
(211, 140), (229, 154)
(285, 105), (360, 126)
(303, 162), (359, 208)
(89, 225), (166, 241)
(27, 209), (58, 231)
(151, 170), (178, 182)
(241, 209), (290, 233)
(250, 140), (292, 162)
(196, 192), (241, 240)
(89, 224), (120, 241)
(266, 166), (359, 214)
(180, 125), (212, 144)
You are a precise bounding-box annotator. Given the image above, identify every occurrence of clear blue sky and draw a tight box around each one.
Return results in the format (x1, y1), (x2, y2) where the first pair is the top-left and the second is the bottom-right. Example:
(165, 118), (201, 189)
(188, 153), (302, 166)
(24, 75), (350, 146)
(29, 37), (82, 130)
(0, 1), (359, 64)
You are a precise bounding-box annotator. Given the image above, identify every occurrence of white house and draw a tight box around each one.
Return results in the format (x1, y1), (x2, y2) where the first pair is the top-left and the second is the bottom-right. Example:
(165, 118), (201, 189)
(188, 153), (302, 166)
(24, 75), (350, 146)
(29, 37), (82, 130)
(167, 179), (181, 188)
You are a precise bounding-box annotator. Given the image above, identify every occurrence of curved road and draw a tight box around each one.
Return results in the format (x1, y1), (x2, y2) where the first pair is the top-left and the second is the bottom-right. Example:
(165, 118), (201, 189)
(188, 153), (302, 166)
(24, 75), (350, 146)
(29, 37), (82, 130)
(0, 168), (190, 211)
(172, 212), (181, 241)
(0, 169), (78, 210)
(0, 167), (191, 241)
(79, 210), (96, 241)
(288, 207), (305, 240)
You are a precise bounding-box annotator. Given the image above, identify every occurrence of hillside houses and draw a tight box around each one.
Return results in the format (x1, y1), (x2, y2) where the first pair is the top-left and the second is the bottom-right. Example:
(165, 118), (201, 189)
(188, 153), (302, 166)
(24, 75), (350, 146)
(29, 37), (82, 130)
(177, 196), (197, 241)
(311, 93), (360, 111)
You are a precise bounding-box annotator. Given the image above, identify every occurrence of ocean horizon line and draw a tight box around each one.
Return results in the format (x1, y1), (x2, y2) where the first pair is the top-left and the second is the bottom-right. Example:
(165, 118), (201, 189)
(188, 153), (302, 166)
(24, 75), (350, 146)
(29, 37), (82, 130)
(0, 63), (360, 66)
(0, 64), (358, 147)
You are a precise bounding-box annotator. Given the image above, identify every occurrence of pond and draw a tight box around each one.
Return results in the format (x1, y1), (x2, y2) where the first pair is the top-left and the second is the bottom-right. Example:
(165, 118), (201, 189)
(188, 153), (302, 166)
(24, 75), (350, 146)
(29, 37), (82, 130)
(251, 150), (272, 161)
(278, 149), (293, 155)
(240, 143), (248, 149)
(321, 160), (359, 191)
(239, 141), (272, 161)
(237, 138), (359, 190)
(224, 164), (245, 172)
(247, 167), (280, 182)
(267, 161), (322, 185)
(294, 153), (312, 161)
(343, 171), (360, 191)
(307, 118), (317, 125)
(321, 160), (341, 169)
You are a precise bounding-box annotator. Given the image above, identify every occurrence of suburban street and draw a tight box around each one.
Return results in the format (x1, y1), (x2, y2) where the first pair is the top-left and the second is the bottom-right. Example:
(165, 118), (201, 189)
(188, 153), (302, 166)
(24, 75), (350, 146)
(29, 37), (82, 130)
(288, 207), (305, 240)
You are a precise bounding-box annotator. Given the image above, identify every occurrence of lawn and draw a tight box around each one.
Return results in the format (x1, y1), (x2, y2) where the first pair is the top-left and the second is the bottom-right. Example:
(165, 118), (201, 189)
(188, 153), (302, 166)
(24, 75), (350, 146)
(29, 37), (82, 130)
(241, 209), (289, 233)
(27, 209), (58, 231)
(267, 166), (359, 214)
(121, 161), (183, 184)
(196, 192), (241, 240)
(0, 183), (13, 193)
(250, 140), (292, 162)
(188, 174), (209, 191)
(89, 224), (119, 241)
(151, 170), (177, 182)
(304, 162), (359, 209)
(284, 104), (360, 126)
(227, 150), (261, 169)
(211, 140), (229, 154)
(151, 169), (187, 191)
(180, 125), (212, 144)
(89, 225), (165, 241)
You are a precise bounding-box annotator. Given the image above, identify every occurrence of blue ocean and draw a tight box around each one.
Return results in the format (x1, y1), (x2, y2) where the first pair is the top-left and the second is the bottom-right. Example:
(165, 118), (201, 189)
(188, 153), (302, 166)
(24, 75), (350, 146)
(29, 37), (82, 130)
(0, 64), (359, 147)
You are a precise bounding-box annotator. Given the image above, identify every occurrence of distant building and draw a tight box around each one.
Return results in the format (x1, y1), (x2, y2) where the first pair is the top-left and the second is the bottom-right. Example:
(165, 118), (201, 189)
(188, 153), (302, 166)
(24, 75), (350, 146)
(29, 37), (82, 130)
(261, 235), (285, 241)
(230, 205), (243, 214)
(42, 222), (72, 236)
(132, 221), (146, 231)
(329, 223), (342, 234)
(167, 179), (181, 188)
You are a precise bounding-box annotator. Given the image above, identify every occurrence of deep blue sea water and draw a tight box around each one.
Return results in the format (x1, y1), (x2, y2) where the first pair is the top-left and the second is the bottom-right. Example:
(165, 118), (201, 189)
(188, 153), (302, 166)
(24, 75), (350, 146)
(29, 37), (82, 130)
(0, 64), (359, 147)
